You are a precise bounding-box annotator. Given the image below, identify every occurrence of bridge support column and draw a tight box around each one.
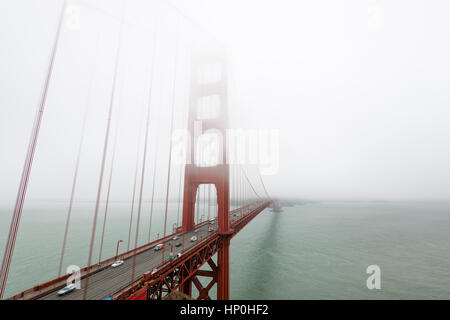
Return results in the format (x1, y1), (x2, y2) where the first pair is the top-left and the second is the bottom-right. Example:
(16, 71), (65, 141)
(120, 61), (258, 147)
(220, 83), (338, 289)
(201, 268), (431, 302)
(217, 236), (230, 300)
(180, 49), (230, 300)
(180, 278), (192, 297)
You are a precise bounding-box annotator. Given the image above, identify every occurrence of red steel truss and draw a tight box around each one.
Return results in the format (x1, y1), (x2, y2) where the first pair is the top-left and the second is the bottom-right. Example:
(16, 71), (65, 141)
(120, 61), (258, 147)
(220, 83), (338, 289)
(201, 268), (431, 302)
(115, 51), (273, 301)
(115, 201), (270, 300)
(181, 49), (231, 300)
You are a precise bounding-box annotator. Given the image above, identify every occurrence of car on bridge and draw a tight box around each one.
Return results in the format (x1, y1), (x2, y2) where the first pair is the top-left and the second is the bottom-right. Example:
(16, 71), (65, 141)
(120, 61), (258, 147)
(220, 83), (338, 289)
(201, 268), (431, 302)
(175, 242), (182, 247)
(190, 236), (197, 242)
(154, 244), (164, 251)
(57, 283), (76, 296)
(172, 236), (179, 241)
(111, 260), (124, 268)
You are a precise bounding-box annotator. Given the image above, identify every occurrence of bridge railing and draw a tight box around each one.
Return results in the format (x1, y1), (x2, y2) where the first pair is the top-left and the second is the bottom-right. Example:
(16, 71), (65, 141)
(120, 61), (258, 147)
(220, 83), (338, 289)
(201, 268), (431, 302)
(114, 200), (271, 300)
(7, 218), (214, 300)
(7, 202), (269, 300)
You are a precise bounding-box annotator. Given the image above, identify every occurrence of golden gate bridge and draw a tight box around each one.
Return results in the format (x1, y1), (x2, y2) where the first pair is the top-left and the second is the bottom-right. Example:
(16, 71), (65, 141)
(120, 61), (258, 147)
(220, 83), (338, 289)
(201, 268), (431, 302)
(0, 0), (272, 300)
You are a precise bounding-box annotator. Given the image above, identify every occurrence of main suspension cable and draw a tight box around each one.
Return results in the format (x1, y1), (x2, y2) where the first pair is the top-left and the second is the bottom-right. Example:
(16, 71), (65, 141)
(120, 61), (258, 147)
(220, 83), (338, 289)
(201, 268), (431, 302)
(0, 0), (67, 299)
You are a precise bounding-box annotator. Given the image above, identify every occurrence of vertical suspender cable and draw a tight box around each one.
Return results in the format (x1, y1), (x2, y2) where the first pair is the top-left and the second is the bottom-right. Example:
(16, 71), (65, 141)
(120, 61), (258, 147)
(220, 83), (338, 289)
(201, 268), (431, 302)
(131, 16), (159, 284)
(127, 107), (144, 251)
(234, 164), (236, 211)
(175, 47), (189, 230)
(162, 17), (180, 238)
(58, 107), (88, 278)
(196, 189), (200, 225)
(238, 166), (241, 211)
(241, 166), (244, 209)
(58, 75), (92, 277)
(257, 168), (270, 200)
(146, 21), (160, 244)
(0, 0), (67, 299)
(131, 84), (152, 283)
(127, 12), (159, 251)
(126, 23), (159, 248)
(58, 18), (102, 278)
(176, 164), (183, 229)
(131, 94), (152, 283)
(147, 118), (160, 243)
(98, 123), (119, 264)
(240, 166), (243, 211)
(83, 2), (126, 300)
(207, 184), (211, 220)
(203, 183), (206, 221)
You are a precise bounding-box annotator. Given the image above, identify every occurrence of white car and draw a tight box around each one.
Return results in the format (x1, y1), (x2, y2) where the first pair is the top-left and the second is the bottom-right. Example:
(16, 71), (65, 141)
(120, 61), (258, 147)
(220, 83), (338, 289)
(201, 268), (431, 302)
(111, 260), (124, 268)
(57, 283), (76, 296)
(172, 236), (179, 241)
(176, 253), (182, 259)
(190, 236), (197, 242)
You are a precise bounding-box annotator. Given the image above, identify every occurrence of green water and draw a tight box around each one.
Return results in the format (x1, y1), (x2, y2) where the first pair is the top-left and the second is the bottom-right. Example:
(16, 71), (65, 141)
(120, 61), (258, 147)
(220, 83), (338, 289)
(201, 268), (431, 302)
(2, 201), (450, 299)
(230, 201), (450, 299)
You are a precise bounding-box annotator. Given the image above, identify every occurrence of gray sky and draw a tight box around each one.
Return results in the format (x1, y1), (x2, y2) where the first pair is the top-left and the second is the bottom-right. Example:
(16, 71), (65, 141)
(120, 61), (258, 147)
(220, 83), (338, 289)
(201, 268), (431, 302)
(179, 0), (450, 201)
(1, 0), (450, 205)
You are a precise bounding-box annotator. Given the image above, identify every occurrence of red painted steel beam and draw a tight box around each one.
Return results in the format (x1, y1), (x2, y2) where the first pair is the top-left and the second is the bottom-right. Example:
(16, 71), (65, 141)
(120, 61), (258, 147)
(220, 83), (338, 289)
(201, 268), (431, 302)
(115, 201), (270, 300)
(8, 201), (269, 300)
(179, 49), (232, 301)
(217, 236), (230, 300)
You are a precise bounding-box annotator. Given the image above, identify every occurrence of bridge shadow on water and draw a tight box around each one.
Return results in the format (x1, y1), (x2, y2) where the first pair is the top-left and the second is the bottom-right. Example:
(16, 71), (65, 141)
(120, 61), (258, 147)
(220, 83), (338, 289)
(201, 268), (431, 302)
(238, 210), (282, 299)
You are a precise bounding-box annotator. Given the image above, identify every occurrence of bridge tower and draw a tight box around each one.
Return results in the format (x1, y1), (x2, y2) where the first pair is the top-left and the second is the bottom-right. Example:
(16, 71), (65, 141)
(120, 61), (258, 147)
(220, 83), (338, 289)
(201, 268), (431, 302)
(181, 50), (230, 300)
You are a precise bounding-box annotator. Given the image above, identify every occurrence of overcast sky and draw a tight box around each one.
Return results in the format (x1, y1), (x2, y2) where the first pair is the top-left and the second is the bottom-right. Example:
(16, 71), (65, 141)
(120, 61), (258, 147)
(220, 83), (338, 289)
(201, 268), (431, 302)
(178, 0), (450, 201)
(1, 0), (450, 205)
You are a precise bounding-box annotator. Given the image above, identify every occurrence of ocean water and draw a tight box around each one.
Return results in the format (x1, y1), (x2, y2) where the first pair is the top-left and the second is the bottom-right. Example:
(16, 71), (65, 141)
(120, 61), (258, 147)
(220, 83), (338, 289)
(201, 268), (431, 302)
(0, 200), (216, 298)
(2, 201), (450, 299)
(230, 201), (450, 299)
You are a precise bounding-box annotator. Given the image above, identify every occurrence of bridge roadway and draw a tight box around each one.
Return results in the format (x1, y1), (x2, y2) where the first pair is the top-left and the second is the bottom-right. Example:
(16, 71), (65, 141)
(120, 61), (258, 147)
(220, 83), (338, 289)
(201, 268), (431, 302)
(37, 205), (257, 300)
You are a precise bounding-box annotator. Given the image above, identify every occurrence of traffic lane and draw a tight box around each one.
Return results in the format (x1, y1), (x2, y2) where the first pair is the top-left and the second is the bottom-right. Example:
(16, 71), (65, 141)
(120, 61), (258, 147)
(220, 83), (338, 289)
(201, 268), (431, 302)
(40, 227), (206, 300)
(40, 207), (257, 299)
(38, 223), (213, 300)
(40, 227), (203, 300)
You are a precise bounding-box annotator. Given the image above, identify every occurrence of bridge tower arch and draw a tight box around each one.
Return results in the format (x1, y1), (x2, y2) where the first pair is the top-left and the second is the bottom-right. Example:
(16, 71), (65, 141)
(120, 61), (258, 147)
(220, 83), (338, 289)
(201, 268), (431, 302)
(181, 49), (231, 300)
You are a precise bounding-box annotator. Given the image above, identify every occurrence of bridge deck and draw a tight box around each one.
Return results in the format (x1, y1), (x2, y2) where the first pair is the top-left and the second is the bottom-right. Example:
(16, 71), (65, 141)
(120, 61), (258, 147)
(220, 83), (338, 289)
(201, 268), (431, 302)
(9, 202), (267, 300)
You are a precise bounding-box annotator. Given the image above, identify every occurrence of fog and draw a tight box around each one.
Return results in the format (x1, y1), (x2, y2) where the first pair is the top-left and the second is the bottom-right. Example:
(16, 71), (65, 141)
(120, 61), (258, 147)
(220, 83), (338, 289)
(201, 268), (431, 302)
(1, 0), (450, 206)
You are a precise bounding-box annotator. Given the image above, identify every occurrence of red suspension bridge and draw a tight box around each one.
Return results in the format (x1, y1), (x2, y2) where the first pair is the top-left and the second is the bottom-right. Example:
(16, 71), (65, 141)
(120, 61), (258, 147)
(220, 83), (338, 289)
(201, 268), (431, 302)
(0, 0), (273, 300)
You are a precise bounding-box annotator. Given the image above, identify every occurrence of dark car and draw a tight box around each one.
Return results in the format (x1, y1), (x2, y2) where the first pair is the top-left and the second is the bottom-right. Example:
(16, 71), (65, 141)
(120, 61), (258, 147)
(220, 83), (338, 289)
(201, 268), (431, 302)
(175, 242), (182, 247)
